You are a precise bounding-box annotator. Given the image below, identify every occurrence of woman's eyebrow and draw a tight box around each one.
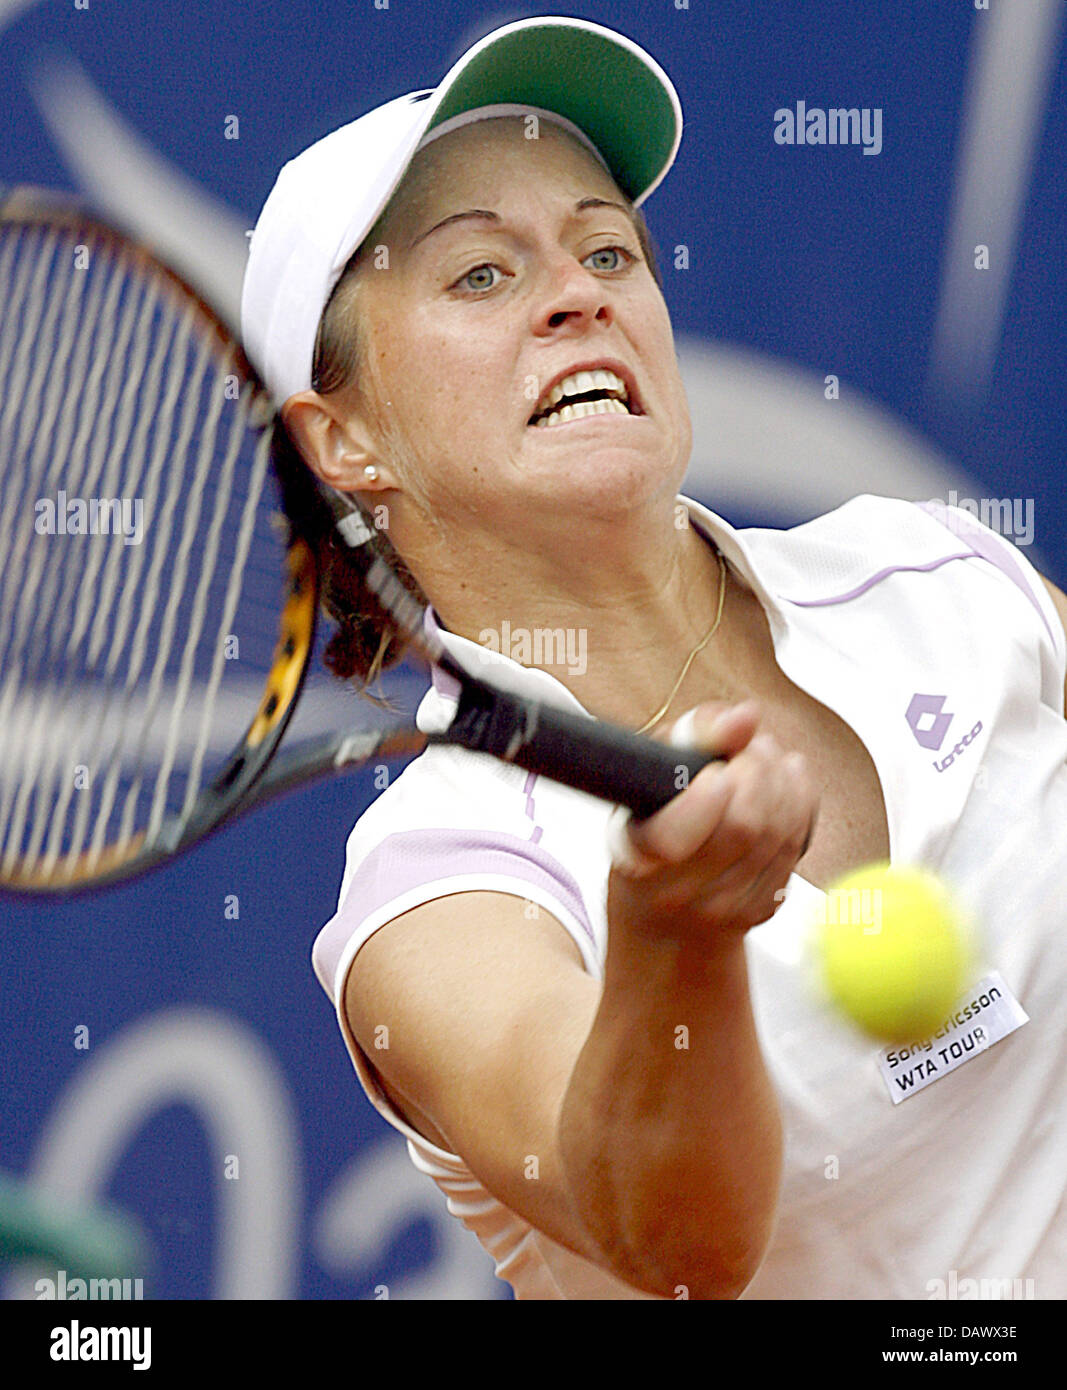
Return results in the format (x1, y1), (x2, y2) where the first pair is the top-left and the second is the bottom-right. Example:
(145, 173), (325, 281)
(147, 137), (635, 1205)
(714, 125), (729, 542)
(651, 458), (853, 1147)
(408, 210), (499, 250)
(408, 197), (635, 252)
(574, 196), (632, 220)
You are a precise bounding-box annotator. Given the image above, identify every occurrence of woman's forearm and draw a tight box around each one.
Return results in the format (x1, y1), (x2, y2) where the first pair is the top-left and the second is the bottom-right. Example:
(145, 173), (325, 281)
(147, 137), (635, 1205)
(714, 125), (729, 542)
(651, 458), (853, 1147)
(558, 924), (783, 1300)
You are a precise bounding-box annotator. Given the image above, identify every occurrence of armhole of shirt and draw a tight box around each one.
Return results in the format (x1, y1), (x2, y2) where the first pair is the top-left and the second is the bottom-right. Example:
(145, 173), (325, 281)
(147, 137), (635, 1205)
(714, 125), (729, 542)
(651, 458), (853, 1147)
(326, 878), (603, 1164)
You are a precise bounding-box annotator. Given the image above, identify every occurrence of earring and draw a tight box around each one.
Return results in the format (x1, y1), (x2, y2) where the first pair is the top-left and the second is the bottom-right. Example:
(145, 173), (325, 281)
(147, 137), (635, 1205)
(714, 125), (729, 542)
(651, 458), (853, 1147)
(363, 465), (379, 483)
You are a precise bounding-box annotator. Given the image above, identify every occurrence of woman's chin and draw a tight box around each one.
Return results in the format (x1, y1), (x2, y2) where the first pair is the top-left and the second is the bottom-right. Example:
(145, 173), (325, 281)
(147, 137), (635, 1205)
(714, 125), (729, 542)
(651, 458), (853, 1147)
(516, 442), (685, 517)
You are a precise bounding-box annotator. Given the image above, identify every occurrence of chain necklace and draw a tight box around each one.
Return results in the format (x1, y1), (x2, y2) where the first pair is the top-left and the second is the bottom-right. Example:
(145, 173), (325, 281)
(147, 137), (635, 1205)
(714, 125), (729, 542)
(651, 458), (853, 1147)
(635, 548), (727, 736)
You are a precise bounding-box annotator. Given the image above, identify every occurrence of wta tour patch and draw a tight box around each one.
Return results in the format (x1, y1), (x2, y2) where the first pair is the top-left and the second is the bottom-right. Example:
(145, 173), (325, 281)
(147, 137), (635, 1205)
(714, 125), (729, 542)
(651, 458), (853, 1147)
(876, 972), (1029, 1104)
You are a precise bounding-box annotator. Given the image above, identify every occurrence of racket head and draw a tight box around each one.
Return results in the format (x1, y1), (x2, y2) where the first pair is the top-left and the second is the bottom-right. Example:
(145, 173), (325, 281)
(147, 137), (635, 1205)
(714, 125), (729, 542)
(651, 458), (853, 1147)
(0, 186), (328, 893)
(0, 183), (673, 891)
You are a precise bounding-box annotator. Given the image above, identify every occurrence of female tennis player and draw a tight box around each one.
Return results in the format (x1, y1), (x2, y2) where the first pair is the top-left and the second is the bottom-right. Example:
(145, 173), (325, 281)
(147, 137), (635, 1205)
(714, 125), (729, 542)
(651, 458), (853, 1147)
(242, 17), (1067, 1299)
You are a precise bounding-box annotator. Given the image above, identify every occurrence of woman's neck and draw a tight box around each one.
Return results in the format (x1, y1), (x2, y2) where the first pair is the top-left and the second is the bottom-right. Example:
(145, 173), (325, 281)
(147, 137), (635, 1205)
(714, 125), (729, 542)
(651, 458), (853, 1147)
(414, 504), (747, 730)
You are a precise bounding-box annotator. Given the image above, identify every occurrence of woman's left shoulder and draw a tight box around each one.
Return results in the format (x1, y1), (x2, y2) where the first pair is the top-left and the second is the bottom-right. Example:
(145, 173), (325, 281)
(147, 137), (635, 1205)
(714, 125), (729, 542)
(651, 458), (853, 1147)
(737, 493), (958, 601)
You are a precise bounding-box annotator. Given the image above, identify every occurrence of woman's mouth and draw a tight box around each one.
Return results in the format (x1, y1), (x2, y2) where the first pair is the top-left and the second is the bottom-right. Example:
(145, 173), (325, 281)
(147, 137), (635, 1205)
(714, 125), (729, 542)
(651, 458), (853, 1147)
(527, 368), (637, 428)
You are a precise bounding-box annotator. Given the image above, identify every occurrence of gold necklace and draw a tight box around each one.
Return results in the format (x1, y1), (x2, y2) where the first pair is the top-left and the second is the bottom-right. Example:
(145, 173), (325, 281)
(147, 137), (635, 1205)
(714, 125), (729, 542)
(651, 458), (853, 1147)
(635, 548), (727, 736)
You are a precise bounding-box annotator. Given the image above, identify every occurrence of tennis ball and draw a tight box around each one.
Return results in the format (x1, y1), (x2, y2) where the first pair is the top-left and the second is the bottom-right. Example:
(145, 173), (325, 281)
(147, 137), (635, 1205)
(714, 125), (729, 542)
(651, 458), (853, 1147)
(815, 863), (973, 1044)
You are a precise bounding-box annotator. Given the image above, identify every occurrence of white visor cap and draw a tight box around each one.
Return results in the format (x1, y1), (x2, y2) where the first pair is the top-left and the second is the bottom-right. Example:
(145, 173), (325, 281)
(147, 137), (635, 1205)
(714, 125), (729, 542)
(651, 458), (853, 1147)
(240, 15), (682, 406)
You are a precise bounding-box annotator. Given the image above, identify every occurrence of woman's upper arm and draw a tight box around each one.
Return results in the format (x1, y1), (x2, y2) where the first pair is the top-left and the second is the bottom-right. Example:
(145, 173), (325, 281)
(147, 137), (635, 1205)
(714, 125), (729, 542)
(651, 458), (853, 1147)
(342, 889), (608, 1267)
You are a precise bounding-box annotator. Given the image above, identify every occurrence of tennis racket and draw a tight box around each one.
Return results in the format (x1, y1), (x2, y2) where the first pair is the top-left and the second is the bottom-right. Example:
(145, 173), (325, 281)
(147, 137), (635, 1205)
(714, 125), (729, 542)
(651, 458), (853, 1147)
(0, 186), (717, 894)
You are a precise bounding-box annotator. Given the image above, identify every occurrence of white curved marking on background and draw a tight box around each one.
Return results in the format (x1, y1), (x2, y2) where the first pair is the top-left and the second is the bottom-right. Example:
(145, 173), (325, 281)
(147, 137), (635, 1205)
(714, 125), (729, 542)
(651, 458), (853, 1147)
(5, 1008), (300, 1300)
(677, 335), (980, 518)
(314, 1139), (502, 1300)
(0, 0), (40, 38)
(26, 52), (251, 330)
(926, 0), (1064, 409)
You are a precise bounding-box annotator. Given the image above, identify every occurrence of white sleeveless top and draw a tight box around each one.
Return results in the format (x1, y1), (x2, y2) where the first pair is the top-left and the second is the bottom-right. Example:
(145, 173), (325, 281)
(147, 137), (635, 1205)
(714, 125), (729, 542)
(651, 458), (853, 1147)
(313, 494), (1067, 1299)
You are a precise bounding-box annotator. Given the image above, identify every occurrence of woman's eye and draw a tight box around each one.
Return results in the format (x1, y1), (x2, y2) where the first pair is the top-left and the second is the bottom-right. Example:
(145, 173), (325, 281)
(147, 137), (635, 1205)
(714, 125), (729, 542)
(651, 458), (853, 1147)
(456, 263), (501, 292)
(584, 246), (633, 273)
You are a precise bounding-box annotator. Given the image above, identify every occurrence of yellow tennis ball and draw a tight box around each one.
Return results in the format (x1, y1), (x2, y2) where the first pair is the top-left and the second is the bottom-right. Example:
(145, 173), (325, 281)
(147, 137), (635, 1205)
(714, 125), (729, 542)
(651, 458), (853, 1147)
(815, 863), (973, 1043)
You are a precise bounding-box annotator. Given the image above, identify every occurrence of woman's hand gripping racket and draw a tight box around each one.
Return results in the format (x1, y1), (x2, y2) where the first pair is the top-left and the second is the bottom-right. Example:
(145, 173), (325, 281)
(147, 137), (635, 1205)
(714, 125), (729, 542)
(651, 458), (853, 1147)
(0, 187), (718, 893)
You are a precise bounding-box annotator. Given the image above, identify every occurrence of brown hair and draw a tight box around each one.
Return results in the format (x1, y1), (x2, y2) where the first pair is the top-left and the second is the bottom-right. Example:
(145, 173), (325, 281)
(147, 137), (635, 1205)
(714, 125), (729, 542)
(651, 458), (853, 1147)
(299, 197), (663, 690)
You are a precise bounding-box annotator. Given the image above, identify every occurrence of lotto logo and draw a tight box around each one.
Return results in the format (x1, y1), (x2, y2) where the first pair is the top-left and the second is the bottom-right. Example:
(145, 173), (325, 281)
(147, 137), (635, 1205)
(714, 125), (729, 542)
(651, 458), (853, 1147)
(906, 693), (954, 751)
(933, 721), (984, 773)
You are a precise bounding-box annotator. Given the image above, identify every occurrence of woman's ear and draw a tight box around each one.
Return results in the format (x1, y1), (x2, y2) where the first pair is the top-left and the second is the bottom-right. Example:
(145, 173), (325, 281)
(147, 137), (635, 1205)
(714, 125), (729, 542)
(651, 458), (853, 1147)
(281, 391), (397, 496)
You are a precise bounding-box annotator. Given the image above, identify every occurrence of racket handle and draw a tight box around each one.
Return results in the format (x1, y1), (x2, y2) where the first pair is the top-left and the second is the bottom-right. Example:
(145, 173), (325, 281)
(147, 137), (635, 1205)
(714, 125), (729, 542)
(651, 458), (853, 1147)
(443, 683), (720, 819)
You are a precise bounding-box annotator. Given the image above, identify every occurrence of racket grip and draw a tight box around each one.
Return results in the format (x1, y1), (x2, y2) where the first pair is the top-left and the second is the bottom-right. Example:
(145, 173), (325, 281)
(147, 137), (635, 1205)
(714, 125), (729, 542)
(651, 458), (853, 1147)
(444, 684), (720, 819)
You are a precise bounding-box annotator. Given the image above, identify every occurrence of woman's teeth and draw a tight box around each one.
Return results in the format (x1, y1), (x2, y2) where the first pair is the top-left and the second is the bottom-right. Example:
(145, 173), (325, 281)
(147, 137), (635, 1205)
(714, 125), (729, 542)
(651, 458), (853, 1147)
(534, 397), (630, 427)
(530, 368), (633, 427)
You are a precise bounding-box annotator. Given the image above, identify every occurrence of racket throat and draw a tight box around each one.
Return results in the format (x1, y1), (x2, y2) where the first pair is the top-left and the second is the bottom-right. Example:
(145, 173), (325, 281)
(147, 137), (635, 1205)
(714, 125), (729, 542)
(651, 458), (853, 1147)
(437, 674), (715, 819)
(444, 682), (539, 763)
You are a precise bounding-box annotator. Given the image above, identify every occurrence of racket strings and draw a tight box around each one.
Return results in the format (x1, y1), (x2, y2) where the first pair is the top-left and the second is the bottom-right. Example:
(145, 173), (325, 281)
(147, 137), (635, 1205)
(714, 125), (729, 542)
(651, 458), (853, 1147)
(2, 230), (185, 872)
(13, 242), (172, 849)
(0, 224), (102, 630)
(145, 379), (272, 841)
(0, 224), (111, 869)
(0, 226), (130, 679)
(45, 290), (203, 873)
(44, 282), (207, 874)
(0, 211), (285, 883)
